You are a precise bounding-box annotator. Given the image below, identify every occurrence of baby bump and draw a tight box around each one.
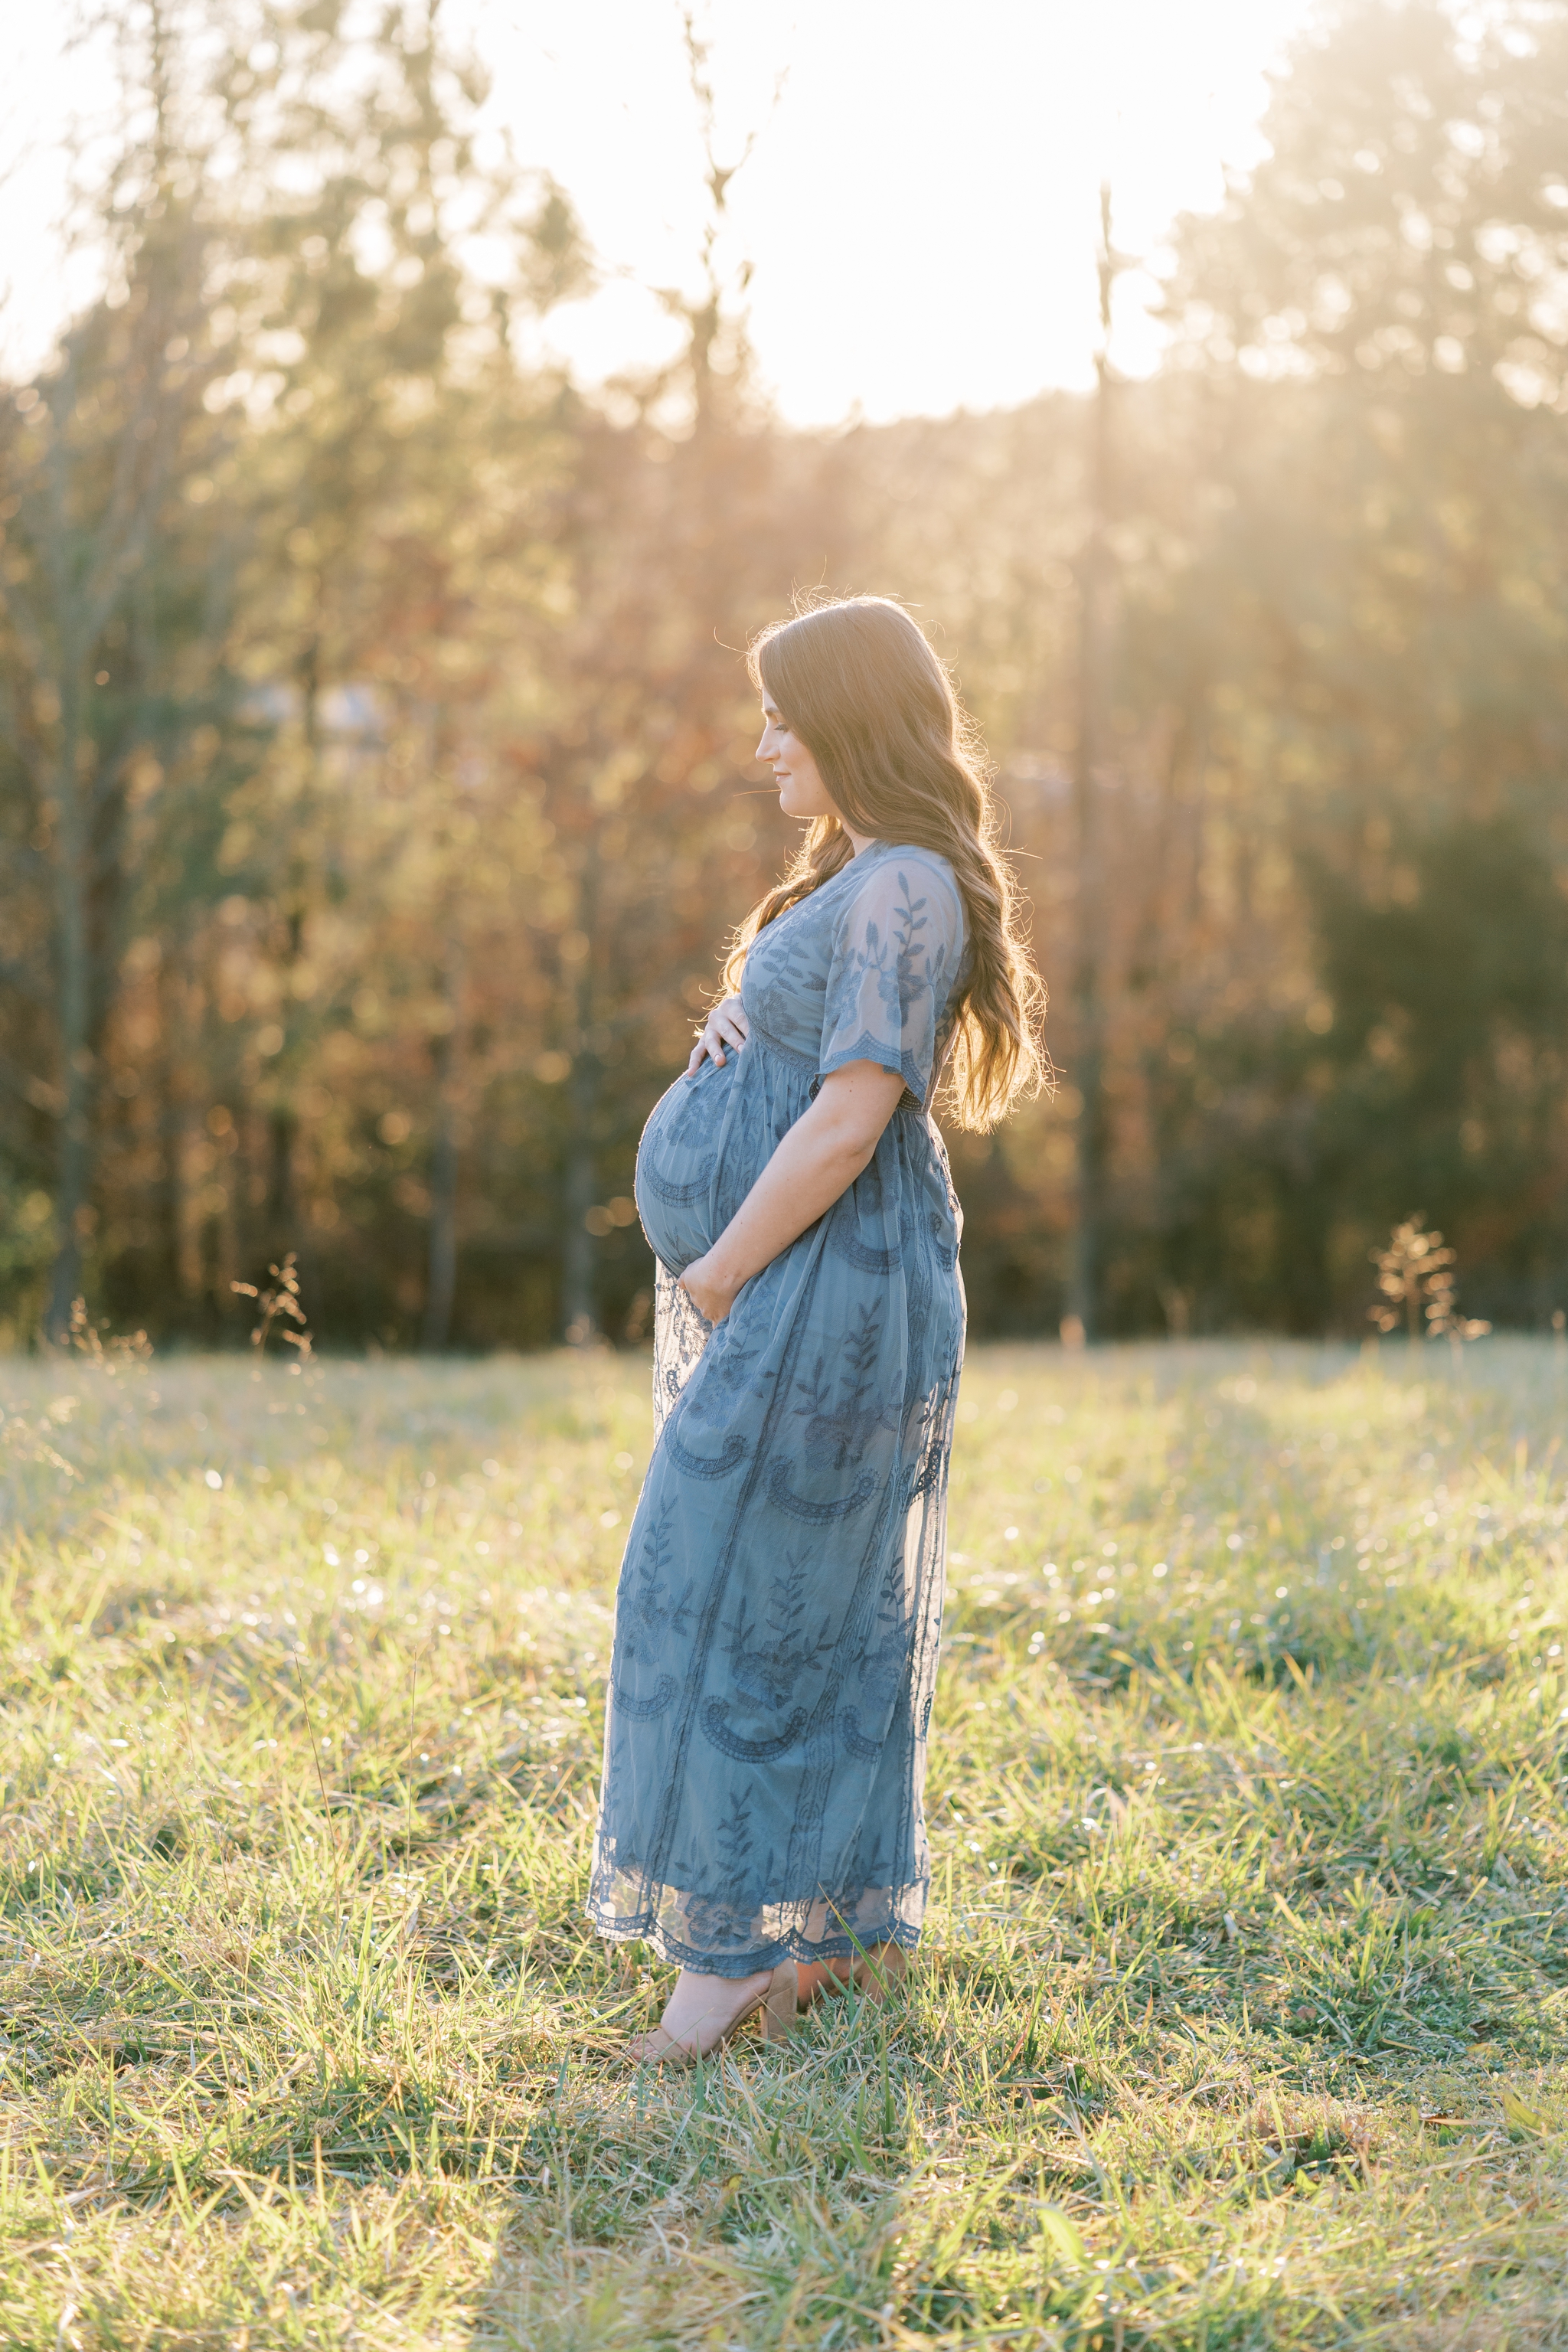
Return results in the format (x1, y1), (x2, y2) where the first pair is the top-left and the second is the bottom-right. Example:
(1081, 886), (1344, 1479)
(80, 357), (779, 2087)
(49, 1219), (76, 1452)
(635, 1061), (734, 1271)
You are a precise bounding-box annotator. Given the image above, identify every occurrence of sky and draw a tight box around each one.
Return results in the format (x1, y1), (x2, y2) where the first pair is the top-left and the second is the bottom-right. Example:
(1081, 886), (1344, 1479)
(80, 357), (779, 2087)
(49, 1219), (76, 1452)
(0, 0), (1318, 426)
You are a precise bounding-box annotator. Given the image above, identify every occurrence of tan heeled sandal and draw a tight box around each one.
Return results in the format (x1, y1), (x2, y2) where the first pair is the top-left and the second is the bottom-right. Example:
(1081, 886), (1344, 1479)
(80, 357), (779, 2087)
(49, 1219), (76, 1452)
(796, 1941), (908, 2011)
(623, 1958), (798, 2066)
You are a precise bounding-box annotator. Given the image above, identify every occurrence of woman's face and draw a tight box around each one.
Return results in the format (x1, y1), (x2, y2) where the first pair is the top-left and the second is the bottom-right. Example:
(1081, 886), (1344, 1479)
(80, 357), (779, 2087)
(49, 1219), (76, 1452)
(757, 697), (835, 822)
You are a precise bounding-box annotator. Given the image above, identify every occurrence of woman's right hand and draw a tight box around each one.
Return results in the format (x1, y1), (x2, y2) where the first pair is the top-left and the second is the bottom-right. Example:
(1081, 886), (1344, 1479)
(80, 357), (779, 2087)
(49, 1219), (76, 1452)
(686, 993), (750, 1076)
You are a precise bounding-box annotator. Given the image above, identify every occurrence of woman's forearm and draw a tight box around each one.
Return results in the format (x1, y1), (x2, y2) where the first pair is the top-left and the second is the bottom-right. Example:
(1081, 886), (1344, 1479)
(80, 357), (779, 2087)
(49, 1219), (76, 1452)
(681, 1060), (906, 1319)
(705, 1112), (875, 1292)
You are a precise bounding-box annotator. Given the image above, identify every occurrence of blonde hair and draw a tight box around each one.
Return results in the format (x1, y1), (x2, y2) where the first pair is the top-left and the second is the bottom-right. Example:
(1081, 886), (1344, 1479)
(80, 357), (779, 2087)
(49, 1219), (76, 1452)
(725, 595), (1047, 1132)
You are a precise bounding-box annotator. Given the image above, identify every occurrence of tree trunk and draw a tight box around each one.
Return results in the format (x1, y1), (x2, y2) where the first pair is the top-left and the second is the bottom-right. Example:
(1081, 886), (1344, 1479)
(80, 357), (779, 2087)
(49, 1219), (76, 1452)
(45, 690), (93, 1339)
(422, 955), (462, 1351)
(266, 1106), (298, 1262)
(264, 896), (305, 1268)
(1066, 185), (1119, 1345)
(155, 969), (188, 1312)
(560, 1071), (599, 1342)
(560, 839), (600, 1343)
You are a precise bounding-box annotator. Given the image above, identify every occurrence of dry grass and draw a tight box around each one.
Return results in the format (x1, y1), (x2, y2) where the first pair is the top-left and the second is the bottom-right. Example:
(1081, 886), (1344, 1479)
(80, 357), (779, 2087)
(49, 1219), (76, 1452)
(3, 1336), (1568, 2348)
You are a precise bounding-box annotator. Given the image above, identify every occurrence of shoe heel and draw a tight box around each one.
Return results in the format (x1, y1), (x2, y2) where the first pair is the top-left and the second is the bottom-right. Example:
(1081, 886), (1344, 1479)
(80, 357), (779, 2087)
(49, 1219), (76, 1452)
(759, 1958), (799, 2040)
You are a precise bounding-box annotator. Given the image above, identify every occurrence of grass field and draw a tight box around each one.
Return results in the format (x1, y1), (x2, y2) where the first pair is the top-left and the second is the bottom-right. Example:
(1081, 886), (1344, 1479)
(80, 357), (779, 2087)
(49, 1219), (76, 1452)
(3, 1334), (1568, 2350)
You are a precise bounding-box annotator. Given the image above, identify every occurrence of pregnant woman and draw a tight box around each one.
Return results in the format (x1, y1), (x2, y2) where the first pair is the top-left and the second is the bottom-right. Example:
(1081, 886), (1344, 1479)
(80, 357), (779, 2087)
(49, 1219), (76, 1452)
(588, 596), (1045, 2061)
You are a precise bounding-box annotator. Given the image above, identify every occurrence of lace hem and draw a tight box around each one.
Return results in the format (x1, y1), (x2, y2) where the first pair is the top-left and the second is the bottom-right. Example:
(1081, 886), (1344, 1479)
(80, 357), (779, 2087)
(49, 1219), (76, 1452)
(586, 1854), (926, 1979)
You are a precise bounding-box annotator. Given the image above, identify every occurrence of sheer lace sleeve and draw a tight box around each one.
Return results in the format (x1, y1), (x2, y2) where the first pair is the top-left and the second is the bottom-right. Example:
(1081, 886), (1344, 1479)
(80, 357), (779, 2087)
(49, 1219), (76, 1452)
(818, 854), (964, 1102)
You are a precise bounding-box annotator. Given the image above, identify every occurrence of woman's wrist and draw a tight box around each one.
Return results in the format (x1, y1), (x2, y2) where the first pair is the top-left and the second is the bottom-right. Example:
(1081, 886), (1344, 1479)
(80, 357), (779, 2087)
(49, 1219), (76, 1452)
(690, 1243), (746, 1303)
(679, 1247), (744, 1325)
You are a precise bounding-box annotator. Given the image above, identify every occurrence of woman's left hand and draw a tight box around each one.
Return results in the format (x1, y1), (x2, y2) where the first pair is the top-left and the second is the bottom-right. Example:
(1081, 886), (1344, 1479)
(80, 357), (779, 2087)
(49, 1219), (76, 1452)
(679, 1252), (740, 1325)
(686, 993), (749, 1076)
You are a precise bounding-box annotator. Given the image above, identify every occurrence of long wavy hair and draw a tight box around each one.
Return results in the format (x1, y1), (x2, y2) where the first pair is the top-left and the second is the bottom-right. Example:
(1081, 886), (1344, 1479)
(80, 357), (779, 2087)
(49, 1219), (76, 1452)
(723, 595), (1047, 1132)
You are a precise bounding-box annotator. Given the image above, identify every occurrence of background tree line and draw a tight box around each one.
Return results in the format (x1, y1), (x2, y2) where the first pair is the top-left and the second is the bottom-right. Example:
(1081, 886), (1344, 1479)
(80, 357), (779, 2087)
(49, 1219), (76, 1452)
(3, 0), (1566, 1350)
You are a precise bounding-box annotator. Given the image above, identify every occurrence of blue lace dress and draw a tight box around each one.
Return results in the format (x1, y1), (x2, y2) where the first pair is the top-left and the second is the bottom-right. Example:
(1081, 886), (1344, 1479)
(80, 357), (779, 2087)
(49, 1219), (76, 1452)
(587, 841), (968, 1977)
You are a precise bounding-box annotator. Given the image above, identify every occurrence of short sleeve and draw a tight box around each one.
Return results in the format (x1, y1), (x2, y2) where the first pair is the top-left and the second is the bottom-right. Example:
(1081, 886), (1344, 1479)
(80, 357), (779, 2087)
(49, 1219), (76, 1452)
(819, 854), (965, 1102)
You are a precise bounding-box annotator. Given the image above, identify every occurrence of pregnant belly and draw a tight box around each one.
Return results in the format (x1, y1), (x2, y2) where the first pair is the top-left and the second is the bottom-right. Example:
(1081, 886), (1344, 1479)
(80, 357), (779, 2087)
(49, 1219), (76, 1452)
(635, 1058), (738, 1271)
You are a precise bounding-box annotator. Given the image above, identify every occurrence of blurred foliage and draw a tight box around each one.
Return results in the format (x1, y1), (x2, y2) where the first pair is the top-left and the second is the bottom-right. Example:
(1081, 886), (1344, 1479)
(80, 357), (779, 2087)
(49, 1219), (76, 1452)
(2, 0), (1568, 1348)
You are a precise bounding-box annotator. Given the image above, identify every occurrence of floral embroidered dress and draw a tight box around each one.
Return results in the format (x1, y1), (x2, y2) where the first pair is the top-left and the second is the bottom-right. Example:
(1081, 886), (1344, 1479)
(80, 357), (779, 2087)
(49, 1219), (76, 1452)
(587, 841), (968, 1978)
